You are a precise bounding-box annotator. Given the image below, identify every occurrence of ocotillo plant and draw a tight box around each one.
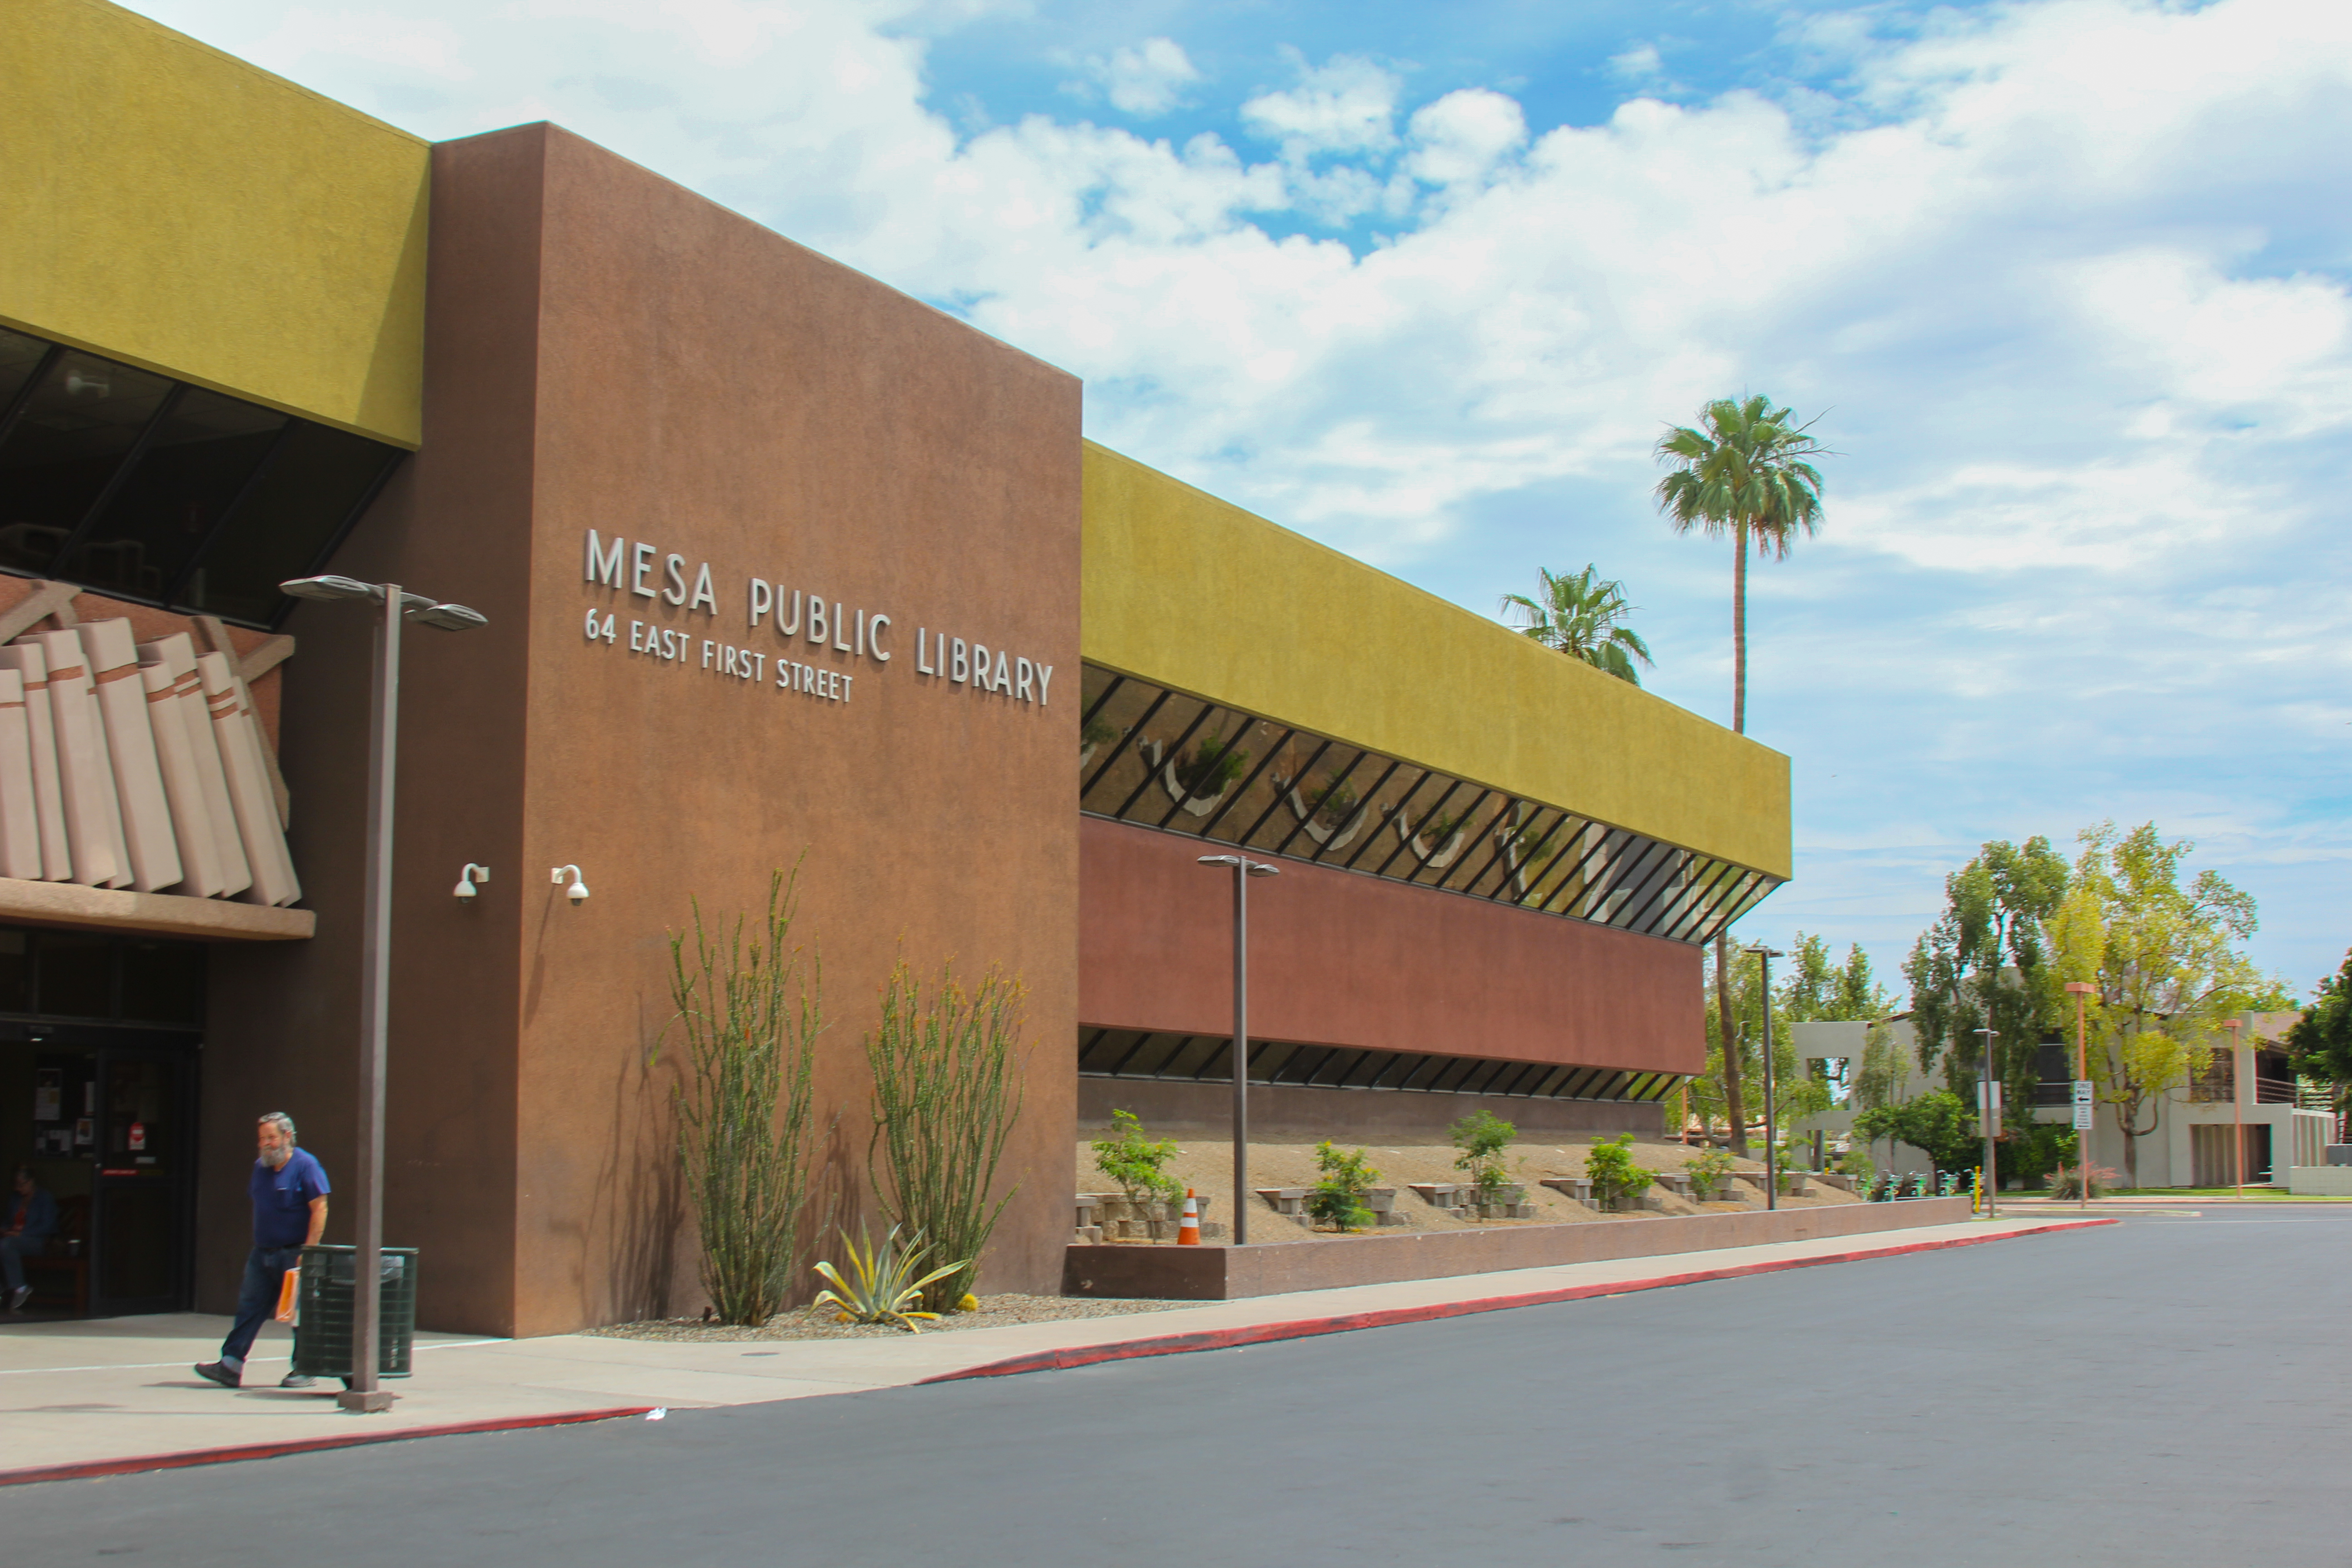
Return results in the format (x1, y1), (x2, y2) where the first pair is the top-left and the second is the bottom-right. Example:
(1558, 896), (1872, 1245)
(658, 868), (821, 1326)
(865, 959), (1027, 1313)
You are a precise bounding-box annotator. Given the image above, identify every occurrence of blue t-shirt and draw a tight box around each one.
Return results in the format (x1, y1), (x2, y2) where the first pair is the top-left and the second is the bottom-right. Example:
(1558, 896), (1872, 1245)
(250, 1148), (330, 1249)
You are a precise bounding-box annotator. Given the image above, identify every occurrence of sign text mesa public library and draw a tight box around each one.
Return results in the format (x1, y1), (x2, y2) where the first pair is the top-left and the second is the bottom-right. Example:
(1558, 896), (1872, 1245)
(0, 0), (1789, 1333)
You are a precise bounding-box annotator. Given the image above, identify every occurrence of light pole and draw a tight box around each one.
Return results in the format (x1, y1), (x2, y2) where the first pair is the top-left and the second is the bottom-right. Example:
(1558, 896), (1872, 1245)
(1744, 946), (1784, 1212)
(2065, 980), (2096, 1212)
(1198, 853), (1277, 1246)
(1975, 1025), (1999, 1219)
(280, 574), (485, 1413)
(2224, 1017), (2244, 1200)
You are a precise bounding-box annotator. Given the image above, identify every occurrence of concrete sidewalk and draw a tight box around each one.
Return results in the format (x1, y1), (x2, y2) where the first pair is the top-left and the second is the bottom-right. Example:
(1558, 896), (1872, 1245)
(0, 1214), (2107, 1485)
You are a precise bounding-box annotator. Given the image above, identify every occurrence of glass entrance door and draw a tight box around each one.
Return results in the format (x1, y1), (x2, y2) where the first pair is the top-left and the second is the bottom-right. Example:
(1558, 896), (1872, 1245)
(88, 1044), (196, 1314)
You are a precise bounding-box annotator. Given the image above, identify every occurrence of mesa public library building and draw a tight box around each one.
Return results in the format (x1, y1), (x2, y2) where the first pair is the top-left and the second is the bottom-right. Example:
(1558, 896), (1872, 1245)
(0, 0), (1790, 1335)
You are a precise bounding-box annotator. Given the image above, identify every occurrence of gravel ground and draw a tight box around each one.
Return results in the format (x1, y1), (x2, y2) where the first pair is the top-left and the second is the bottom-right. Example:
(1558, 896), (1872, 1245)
(588, 1292), (1199, 1342)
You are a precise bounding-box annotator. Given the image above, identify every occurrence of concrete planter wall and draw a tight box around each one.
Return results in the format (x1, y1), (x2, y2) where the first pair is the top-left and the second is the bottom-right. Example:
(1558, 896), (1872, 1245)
(1064, 1196), (1975, 1300)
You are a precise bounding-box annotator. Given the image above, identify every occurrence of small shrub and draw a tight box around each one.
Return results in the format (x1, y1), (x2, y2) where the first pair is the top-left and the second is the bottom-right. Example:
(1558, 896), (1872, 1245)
(811, 1228), (968, 1334)
(1830, 1146), (1875, 1185)
(2048, 1162), (2119, 1201)
(1587, 1133), (1655, 1206)
(1091, 1109), (1182, 1206)
(1684, 1147), (1735, 1199)
(1450, 1109), (1517, 1200)
(1309, 1142), (1381, 1231)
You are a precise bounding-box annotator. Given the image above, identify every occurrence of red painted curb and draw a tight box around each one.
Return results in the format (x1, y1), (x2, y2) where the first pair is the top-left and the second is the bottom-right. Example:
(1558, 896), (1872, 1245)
(923, 1219), (2118, 1384)
(0, 1404), (657, 1489)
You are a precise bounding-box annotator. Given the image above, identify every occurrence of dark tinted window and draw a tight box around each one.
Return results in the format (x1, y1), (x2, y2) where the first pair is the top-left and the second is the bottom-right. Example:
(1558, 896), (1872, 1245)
(0, 328), (403, 628)
(0, 328), (49, 413)
(176, 421), (395, 625)
(119, 939), (205, 1025)
(37, 932), (113, 1018)
(0, 928), (29, 1013)
(0, 350), (175, 574)
(70, 389), (287, 600)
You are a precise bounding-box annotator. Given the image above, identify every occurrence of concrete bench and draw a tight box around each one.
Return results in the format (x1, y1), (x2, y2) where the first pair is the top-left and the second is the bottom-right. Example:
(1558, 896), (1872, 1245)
(1255, 1187), (1309, 1217)
(1538, 1176), (1593, 1205)
(1407, 1181), (1466, 1210)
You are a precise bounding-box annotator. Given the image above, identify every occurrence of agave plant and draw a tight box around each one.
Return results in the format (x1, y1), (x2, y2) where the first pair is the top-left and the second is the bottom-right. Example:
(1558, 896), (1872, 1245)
(811, 1227), (969, 1333)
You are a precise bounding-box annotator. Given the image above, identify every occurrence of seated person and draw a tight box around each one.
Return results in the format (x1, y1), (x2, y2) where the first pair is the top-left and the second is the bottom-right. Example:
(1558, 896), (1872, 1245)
(3, 1165), (58, 1311)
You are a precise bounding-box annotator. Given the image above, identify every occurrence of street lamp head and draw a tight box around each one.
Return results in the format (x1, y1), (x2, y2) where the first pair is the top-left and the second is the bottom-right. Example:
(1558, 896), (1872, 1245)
(1198, 853), (1279, 878)
(412, 602), (487, 633)
(279, 574), (380, 603)
(1744, 944), (1784, 959)
(1198, 855), (1242, 868)
(1246, 862), (1279, 879)
(279, 577), (486, 632)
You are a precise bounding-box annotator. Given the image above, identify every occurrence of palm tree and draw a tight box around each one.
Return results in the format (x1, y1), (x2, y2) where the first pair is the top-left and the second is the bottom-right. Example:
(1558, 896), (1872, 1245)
(1655, 393), (1828, 1154)
(1653, 394), (1827, 735)
(1499, 565), (1654, 685)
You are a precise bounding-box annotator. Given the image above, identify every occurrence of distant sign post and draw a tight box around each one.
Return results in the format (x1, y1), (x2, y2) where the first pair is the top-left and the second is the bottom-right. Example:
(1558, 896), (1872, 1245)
(2065, 981), (2098, 1211)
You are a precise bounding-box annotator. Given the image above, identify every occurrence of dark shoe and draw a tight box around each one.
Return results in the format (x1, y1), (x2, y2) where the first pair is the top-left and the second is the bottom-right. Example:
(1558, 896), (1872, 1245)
(194, 1361), (240, 1389)
(5, 1284), (29, 1311)
(279, 1373), (318, 1389)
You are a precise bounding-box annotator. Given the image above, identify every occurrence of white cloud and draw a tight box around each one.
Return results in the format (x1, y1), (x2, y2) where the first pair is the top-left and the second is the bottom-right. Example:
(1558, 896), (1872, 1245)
(1088, 36), (1200, 117)
(1608, 42), (1663, 82)
(1238, 50), (1401, 159)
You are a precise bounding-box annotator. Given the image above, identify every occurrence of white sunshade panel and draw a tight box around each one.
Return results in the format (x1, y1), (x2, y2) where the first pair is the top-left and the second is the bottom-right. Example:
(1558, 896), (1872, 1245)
(0, 616), (299, 907)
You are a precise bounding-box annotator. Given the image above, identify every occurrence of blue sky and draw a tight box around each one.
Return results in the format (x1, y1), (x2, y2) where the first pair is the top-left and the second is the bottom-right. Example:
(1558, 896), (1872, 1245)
(127, 0), (2352, 1000)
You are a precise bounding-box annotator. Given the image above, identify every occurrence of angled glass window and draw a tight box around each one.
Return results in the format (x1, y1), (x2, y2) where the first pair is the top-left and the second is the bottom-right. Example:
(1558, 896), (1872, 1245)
(0, 328), (50, 412)
(174, 421), (396, 626)
(0, 350), (176, 573)
(1077, 1027), (1685, 1103)
(1080, 662), (1783, 946)
(66, 388), (289, 600)
(0, 328), (402, 628)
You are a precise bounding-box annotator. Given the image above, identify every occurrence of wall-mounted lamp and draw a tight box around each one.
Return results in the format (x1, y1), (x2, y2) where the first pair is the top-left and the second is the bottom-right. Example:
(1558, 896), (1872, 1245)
(453, 863), (491, 901)
(551, 864), (590, 904)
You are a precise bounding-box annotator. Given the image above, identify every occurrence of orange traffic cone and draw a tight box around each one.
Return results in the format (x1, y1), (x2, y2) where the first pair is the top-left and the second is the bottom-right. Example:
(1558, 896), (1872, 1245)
(1177, 1189), (1200, 1245)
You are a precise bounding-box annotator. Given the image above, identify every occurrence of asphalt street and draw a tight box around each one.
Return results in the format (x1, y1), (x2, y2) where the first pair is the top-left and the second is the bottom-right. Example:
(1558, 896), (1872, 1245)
(13, 1208), (2349, 1567)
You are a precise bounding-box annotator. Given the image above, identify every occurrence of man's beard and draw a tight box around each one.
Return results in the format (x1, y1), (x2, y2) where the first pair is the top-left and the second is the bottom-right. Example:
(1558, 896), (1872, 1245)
(263, 1146), (292, 1170)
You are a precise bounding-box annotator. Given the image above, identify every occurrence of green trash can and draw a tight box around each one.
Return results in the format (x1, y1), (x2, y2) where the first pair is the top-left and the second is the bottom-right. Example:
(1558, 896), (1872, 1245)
(289, 1245), (418, 1384)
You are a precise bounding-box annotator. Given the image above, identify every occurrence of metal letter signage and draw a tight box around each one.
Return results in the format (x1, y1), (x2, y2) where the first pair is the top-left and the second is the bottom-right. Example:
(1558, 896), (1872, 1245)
(576, 531), (1051, 714)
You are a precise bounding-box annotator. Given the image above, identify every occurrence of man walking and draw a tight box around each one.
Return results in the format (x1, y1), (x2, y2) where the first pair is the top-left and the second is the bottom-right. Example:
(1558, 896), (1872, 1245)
(196, 1113), (329, 1390)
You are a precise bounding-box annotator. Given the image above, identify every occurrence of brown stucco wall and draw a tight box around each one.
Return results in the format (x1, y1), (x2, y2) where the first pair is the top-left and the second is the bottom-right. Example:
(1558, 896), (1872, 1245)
(1065, 1197), (1975, 1299)
(201, 122), (1080, 1338)
(1078, 817), (1704, 1074)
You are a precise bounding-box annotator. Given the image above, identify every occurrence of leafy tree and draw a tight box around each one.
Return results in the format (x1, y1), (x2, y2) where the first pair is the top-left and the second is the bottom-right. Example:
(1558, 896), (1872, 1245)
(1309, 1142), (1380, 1231)
(2285, 950), (2352, 1111)
(2047, 821), (2266, 1186)
(1586, 1134), (1655, 1205)
(1449, 1109), (1516, 1198)
(1852, 1091), (1977, 1176)
(1656, 393), (1831, 1151)
(1903, 837), (2069, 1113)
(1781, 934), (1895, 1024)
(1499, 564), (1654, 686)
(1692, 937), (1839, 1149)
(1091, 1109), (1181, 1205)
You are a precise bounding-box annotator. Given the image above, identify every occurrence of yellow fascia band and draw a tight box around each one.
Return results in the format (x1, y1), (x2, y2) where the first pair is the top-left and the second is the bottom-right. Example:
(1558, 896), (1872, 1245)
(1081, 442), (1793, 880)
(0, 0), (428, 446)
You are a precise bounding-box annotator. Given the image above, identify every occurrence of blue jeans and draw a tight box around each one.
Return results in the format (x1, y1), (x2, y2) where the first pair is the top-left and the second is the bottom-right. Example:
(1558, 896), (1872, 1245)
(219, 1245), (302, 1371)
(0, 1234), (44, 1292)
